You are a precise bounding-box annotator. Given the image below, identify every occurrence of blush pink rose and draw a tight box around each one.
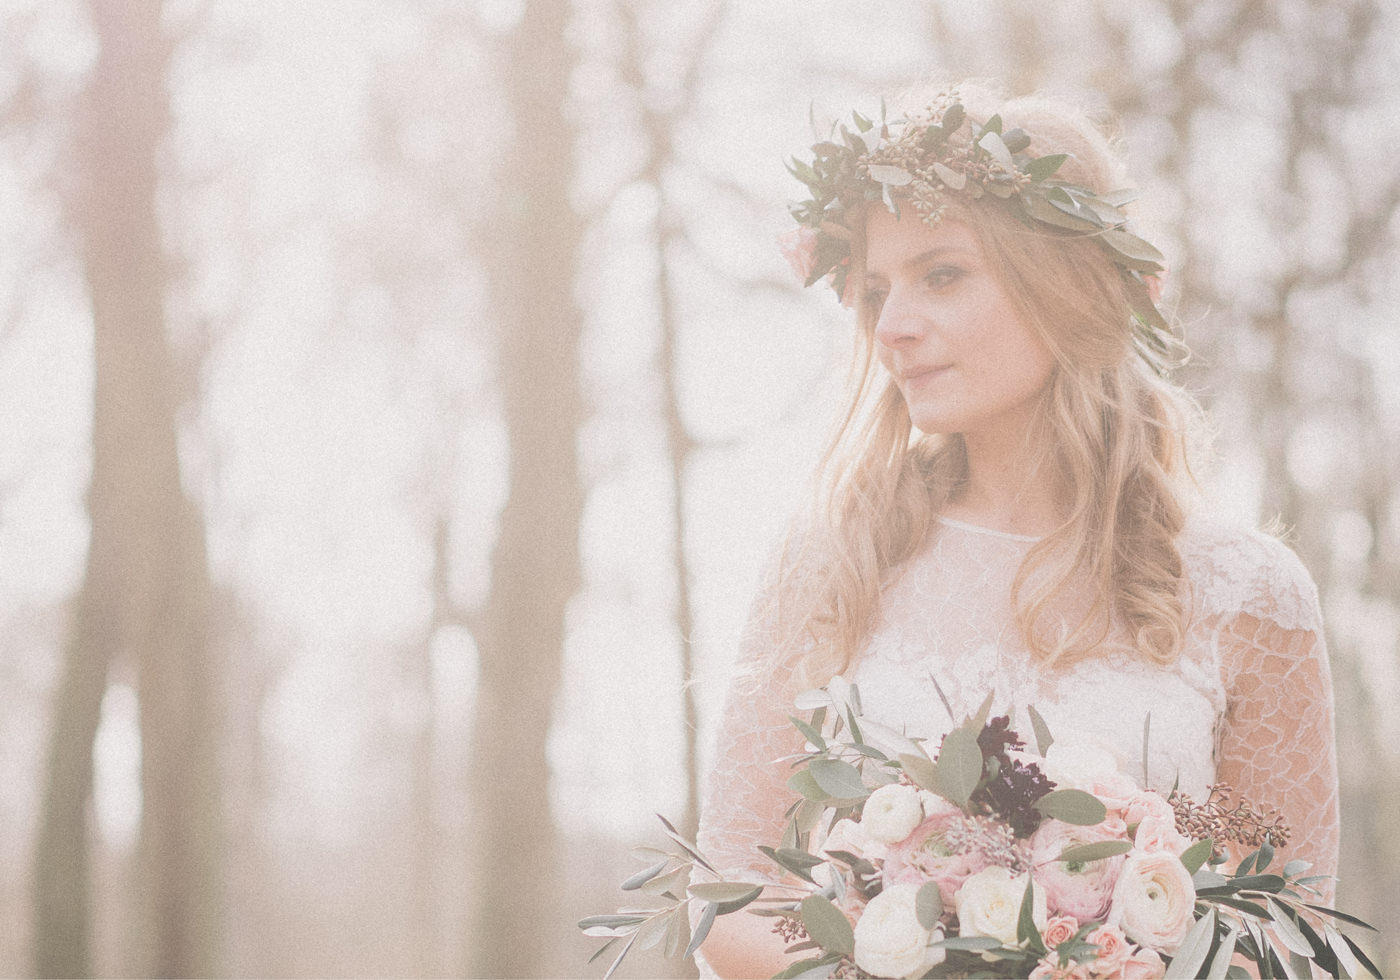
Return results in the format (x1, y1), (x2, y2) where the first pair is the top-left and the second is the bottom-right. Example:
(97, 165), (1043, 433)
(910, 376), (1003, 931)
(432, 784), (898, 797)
(1030, 819), (1127, 920)
(1030, 958), (1093, 980)
(1086, 923), (1130, 976)
(1132, 813), (1191, 856)
(777, 226), (819, 283)
(1123, 791), (1176, 829)
(1042, 914), (1080, 949)
(881, 812), (990, 913)
(1120, 946), (1166, 979)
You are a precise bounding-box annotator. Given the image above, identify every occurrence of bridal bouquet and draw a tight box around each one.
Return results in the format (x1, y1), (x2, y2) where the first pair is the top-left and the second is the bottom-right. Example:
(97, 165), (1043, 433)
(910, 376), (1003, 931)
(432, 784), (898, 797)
(580, 679), (1378, 979)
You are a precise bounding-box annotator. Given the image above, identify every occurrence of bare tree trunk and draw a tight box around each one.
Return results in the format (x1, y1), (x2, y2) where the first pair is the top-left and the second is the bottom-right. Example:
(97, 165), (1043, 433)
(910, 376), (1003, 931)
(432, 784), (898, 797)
(31, 3), (223, 976)
(463, 1), (583, 975)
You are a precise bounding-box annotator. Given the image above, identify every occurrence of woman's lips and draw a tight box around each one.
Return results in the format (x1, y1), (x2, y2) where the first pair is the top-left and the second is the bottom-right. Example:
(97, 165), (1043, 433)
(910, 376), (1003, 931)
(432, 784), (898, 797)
(902, 364), (950, 387)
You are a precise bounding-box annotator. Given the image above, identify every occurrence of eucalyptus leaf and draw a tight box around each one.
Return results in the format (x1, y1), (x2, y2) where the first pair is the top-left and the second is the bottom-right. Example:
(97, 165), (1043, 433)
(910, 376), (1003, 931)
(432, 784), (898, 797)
(1266, 900), (1314, 957)
(1026, 703), (1054, 756)
(789, 715), (827, 750)
(899, 752), (939, 792)
(1021, 192), (1101, 232)
(1016, 878), (1044, 952)
(978, 131), (1014, 170)
(940, 103), (965, 133)
(621, 859), (670, 891)
(684, 902), (717, 960)
(1034, 789), (1107, 826)
(794, 688), (832, 711)
(1208, 926), (1240, 980)
(1001, 127), (1030, 153)
(931, 161), (966, 189)
(1024, 153), (1067, 181)
(1340, 933), (1383, 978)
(1302, 903), (1378, 931)
(1056, 839), (1132, 865)
(867, 164), (912, 186)
(1282, 859), (1312, 877)
(795, 799), (826, 834)
(634, 910), (673, 952)
(788, 769), (829, 802)
(640, 865), (691, 898)
(1100, 228), (1167, 271)
(1165, 908), (1216, 980)
(969, 690), (996, 731)
(579, 914), (647, 931)
(688, 881), (764, 903)
(932, 726), (983, 807)
(602, 932), (637, 980)
(1193, 868), (1230, 890)
(800, 895), (855, 955)
(916, 881), (943, 929)
(1325, 925), (1361, 979)
(1256, 840), (1276, 874)
(664, 904), (689, 960)
(1099, 187), (1141, 207)
(809, 758), (869, 800)
(1180, 838), (1215, 876)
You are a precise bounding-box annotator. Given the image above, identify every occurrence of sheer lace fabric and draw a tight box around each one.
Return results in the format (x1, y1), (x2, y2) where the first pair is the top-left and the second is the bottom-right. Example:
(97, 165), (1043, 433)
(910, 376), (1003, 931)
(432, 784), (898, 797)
(696, 515), (1339, 907)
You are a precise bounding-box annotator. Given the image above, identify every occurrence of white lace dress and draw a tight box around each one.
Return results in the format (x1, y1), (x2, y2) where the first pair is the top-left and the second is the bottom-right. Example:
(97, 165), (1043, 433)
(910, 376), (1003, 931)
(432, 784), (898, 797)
(696, 514), (1340, 905)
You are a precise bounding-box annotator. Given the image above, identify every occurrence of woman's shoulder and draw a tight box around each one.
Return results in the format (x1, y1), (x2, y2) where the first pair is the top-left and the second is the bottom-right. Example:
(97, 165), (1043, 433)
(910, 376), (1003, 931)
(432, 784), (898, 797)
(1176, 511), (1322, 632)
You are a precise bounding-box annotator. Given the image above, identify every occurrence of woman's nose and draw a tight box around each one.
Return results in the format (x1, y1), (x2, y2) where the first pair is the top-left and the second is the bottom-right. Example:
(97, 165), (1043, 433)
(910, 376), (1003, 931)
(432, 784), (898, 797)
(873, 289), (924, 349)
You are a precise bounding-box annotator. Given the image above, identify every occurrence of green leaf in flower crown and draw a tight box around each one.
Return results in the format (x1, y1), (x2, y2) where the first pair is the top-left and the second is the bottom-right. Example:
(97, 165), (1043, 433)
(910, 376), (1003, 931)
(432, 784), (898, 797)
(940, 102), (966, 134)
(1100, 227), (1166, 271)
(867, 164), (912, 186)
(980, 113), (1003, 135)
(1024, 153), (1067, 181)
(931, 726), (983, 807)
(1001, 127), (1030, 154)
(800, 895), (854, 956)
(1179, 837), (1215, 876)
(930, 161), (966, 190)
(1021, 191), (1102, 232)
(1256, 839), (1275, 873)
(808, 758), (869, 800)
(1034, 788), (1107, 825)
(1099, 187), (1141, 207)
(916, 881), (943, 929)
(970, 689), (995, 731)
(978, 130), (1014, 170)
(1056, 839), (1133, 865)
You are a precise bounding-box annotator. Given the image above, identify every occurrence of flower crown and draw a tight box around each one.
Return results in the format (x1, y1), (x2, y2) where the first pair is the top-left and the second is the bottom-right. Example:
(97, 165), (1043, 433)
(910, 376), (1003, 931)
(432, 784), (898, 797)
(784, 94), (1180, 372)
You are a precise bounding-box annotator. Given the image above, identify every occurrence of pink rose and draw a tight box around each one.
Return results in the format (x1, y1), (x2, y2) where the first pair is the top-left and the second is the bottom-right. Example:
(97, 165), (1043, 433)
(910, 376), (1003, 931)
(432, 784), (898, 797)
(777, 226), (819, 284)
(1030, 958), (1093, 980)
(1042, 914), (1080, 949)
(1120, 946), (1166, 979)
(1085, 924), (1130, 976)
(882, 812), (990, 913)
(1132, 813), (1191, 856)
(1030, 819), (1127, 920)
(1123, 791), (1175, 828)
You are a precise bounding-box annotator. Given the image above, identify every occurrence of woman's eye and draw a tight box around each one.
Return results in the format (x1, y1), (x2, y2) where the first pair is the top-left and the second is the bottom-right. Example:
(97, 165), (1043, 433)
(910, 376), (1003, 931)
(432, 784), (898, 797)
(924, 266), (964, 290)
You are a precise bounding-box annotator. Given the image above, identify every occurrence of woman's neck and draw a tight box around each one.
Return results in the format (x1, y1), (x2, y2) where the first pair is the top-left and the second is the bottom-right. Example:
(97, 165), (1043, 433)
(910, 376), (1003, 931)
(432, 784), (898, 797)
(942, 425), (1064, 538)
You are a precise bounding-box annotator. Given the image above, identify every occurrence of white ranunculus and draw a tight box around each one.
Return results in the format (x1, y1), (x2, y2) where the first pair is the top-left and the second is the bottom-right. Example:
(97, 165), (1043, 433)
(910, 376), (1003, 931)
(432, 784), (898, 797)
(860, 784), (925, 844)
(1042, 737), (1121, 793)
(954, 866), (1047, 945)
(1110, 851), (1197, 953)
(853, 883), (945, 979)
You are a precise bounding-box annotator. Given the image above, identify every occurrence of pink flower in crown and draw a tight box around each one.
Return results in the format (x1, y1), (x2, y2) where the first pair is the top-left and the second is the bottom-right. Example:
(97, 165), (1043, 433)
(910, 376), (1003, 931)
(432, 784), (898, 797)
(777, 226), (819, 284)
(1029, 819), (1128, 920)
(1123, 791), (1175, 829)
(1042, 914), (1080, 949)
(1085, 923), (1131, 977)
(1120, 946), (1166, 979)
(880, 810), (992, 913)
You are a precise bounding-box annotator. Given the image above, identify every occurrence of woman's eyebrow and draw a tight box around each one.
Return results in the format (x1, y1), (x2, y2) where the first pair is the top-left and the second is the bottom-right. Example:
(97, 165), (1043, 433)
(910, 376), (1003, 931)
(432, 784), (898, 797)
(866, 244), (972, 279)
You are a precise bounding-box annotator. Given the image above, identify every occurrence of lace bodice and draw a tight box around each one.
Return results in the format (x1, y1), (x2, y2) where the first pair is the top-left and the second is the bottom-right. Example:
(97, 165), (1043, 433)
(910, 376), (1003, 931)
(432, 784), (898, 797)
(696, 514), (1340, 902)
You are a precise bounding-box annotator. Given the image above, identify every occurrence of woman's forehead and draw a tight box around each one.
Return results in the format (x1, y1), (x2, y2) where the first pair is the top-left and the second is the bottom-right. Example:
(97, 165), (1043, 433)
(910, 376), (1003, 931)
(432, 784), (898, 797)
(864, 209), (982, 275)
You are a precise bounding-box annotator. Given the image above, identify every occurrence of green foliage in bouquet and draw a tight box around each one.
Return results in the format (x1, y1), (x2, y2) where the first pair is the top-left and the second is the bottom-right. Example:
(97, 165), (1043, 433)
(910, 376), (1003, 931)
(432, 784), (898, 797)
(579, 679), (1379, 979)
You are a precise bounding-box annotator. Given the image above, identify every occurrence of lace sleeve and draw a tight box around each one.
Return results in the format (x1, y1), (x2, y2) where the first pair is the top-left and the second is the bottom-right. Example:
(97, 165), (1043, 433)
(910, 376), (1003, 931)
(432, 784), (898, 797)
(1214, 546), (1339, 904)
(695, 577), (808, 880)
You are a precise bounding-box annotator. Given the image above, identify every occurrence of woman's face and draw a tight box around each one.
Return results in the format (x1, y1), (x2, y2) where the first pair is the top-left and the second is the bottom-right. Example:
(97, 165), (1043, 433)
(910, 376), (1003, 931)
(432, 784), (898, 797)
(864, 207), (1056, 442)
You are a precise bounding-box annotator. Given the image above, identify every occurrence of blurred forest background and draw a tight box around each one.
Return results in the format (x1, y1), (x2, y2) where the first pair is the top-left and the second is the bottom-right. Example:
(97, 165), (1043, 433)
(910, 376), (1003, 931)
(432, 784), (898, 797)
(1, 0), (1397, 977)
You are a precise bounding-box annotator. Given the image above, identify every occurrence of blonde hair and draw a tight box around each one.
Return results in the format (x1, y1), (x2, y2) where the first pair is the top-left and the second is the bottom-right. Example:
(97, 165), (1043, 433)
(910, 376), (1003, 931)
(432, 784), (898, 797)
(767, 81), (1201, 687)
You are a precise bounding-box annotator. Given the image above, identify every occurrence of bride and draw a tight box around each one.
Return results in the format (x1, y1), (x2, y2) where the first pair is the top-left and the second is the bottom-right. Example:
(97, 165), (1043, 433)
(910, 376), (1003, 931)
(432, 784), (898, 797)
(694, 81), (1338, 977)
